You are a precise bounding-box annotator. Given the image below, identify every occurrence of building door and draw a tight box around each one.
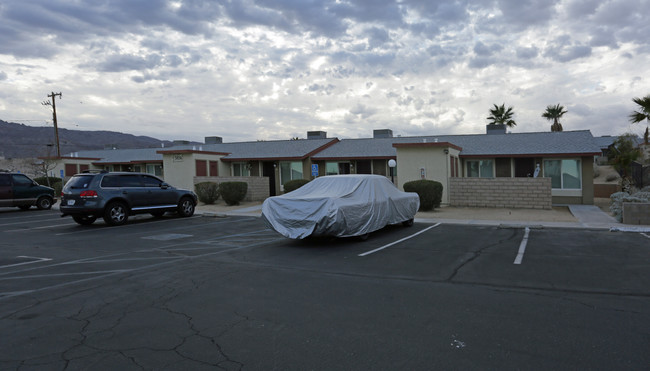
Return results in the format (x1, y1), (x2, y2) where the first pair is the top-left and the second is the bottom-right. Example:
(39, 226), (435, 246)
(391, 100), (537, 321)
(356, 160), (371, 174)
(495, 158), (511, 177)
(209, 161), (219, 176)
(514, 158), (535, 177)
(195, 160), (207, 176)
(262, 162), (277, 196)
(65, 163), (78, 176)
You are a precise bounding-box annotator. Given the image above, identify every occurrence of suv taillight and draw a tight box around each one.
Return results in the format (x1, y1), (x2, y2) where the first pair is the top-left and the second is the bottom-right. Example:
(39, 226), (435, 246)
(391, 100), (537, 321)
(80, 190), (98, 198)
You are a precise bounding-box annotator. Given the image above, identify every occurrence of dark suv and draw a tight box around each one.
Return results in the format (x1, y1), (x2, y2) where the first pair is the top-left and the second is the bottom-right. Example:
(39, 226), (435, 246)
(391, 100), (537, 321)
(0, 172), (57, 210)
(60, 171), (197, 226)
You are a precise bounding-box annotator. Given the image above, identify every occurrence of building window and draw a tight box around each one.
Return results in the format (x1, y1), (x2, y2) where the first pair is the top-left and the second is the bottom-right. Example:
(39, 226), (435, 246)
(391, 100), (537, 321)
(233, 162), (250, 177)
(146, 164), (163, 177)
(280, 161), (303, 185)
(543, 159), (581, 189)
(467, 160), (494, 178)
(325, 162), (351, 175)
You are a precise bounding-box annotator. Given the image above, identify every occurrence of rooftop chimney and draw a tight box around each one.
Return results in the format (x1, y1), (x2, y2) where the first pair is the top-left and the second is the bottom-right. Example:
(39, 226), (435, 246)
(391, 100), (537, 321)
(373, 129), (393, 138)
(307, 131), (327, 140)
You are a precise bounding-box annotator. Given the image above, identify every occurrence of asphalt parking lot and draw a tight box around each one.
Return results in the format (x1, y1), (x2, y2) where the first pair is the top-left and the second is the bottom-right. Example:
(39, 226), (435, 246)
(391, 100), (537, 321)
(1, 208), (649, 370)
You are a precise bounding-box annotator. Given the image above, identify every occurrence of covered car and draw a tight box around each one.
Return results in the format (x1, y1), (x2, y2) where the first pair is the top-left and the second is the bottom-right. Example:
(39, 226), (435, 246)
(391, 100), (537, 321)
(262, 174), (420, 239)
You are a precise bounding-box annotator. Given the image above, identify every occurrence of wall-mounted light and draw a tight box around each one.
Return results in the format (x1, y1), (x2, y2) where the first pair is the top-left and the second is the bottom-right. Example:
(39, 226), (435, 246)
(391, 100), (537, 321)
(444, 149), (449, 154)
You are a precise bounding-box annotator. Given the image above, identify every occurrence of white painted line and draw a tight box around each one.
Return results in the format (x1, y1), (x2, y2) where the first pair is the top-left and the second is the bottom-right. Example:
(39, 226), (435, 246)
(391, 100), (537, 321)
(513, 227), (530, 265)
(0, 256), (52, 269)
(358, 223), (441, 257)
(4, 222), (75, 232)
(641, 233), (650, 239)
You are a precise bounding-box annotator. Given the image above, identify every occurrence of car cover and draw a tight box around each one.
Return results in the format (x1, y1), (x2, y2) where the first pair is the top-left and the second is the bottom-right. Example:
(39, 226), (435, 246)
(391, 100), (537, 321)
(262, 174), (420, 239)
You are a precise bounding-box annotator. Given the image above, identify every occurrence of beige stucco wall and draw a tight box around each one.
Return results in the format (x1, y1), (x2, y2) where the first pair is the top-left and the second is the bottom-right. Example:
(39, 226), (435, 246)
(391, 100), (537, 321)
(395, 146), (452, 203)
(162, 153), (195, 190)
(50, 158), (100, 179)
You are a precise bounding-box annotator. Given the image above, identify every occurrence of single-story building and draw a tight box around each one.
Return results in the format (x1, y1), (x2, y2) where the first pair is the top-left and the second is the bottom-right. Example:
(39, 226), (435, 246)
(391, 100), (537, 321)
(46, 126), (602, 207)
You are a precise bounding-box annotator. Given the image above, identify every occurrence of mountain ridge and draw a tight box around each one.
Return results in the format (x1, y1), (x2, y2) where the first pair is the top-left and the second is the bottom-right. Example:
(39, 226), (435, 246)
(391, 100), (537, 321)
(0, 119), (176, 158)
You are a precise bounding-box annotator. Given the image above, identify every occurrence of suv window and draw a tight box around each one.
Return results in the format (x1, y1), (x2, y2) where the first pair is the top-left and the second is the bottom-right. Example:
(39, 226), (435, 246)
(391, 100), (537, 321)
(142, 175), (163, 187)
(0, 174), (10, 186)
(66, 175), (93, 189)
(101, 174), (142, 188)
(12, 174), (33, 186)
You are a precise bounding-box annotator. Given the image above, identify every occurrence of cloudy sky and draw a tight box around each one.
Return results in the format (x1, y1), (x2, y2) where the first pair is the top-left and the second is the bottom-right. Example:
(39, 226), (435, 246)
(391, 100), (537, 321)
(1, 0), (648, 143)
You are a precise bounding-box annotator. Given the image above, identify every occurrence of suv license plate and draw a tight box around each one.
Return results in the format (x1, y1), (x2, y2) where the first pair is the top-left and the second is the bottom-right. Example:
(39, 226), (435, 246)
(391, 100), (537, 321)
(67, 200), (76, 206)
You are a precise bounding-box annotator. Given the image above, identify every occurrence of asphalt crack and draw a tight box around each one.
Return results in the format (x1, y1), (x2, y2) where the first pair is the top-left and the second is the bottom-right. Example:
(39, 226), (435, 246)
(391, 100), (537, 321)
(445, 229), (519, 281)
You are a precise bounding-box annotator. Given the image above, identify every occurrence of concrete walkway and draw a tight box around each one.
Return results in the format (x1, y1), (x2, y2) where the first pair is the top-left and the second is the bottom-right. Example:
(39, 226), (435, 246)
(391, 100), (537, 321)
(196, 201), (650, 232)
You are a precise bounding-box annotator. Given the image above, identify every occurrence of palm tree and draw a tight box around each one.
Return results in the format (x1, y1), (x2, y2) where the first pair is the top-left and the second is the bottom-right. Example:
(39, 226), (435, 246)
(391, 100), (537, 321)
(629, 95), (650, 145)
(542, 104), (568, 132)
(487, 104), (517, 127)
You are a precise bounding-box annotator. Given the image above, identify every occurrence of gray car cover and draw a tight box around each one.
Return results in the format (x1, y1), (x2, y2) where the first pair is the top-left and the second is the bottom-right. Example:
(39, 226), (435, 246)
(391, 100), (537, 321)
(262, 174), (420, 239)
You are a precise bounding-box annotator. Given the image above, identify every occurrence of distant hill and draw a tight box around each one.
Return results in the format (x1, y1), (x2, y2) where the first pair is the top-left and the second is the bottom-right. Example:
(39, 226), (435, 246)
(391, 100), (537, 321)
(0, 119), (175, 158)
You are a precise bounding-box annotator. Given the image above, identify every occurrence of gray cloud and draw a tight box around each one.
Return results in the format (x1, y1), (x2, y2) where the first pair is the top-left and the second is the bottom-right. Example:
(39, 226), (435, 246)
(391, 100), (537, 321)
(1, 0), (649, 142)
(544, 35), (593, 62)
(516, 45), (539, 60)
(94, 53), (164, 72)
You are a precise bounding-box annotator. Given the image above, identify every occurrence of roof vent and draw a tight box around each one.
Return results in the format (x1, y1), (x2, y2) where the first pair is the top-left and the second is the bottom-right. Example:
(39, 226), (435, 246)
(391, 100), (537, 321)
(205, 136), (223, 144)
(373, 129), (393, 138)
(307, 131), (327, 140)
(486, 124), (507, 135)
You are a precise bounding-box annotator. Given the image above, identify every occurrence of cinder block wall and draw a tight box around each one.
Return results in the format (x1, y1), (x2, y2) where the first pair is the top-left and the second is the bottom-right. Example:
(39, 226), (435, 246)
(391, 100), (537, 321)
(622, 203), (650, 225)
(449, 178), (552, 209)
(193, 176), (270, 202)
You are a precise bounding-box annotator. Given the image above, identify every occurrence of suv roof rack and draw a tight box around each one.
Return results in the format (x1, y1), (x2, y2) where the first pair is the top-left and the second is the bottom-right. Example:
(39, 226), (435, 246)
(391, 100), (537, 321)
(81, 169), (109, 174)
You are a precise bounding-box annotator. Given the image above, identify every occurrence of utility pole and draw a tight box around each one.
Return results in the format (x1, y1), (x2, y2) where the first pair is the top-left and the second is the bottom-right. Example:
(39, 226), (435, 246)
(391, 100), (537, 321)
(42, 92), (62, 157)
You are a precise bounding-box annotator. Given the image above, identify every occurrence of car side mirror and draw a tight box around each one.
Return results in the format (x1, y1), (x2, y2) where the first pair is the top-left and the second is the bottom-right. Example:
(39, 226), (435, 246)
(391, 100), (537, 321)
(160, 182), (170, 189)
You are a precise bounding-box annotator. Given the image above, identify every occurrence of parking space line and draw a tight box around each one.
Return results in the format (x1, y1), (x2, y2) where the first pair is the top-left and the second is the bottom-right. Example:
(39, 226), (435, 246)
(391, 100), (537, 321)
(513, 227), (530, 265)
(358, 223), (441, 257)
(642, 233), (650, 239)
(4, 222), (77, 232)
(0, 256), (52, 269)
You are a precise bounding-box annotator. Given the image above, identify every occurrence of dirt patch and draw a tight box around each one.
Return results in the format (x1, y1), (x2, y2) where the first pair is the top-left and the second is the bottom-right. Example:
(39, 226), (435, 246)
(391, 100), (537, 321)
(593, 165), (620, 184)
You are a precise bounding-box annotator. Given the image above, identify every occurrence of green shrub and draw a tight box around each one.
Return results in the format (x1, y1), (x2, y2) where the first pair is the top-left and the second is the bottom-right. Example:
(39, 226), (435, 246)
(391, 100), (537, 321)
(283, 179), (310, 193)
(194, 182), (219, 204)
(403, 179), (443, 211)
(605, 173), (619, 182)
(219, 181), (248, 205)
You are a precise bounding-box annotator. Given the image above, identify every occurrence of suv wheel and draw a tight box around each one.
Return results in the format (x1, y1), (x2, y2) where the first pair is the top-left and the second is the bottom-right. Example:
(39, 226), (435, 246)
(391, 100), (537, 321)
(73, 215), (97, 225)
(402, 218), (414, 227)
(103, 201), (128, 226)
(36, 196), (53, 210)
(177, 197), (195, 217)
